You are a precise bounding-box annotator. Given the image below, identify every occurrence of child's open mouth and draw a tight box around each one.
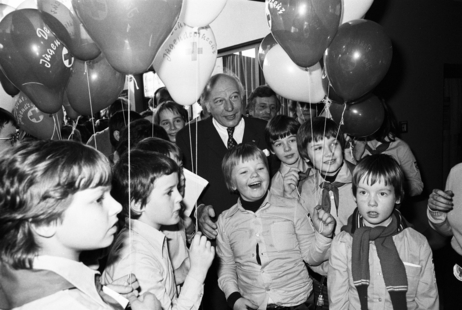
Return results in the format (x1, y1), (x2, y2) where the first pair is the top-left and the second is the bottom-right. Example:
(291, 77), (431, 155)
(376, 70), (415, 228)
(248, 181), (262, 189)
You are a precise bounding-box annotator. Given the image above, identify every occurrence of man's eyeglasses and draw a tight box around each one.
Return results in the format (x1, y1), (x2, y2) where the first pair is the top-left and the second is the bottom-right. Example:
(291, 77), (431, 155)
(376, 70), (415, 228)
(0, 130), (22, 146)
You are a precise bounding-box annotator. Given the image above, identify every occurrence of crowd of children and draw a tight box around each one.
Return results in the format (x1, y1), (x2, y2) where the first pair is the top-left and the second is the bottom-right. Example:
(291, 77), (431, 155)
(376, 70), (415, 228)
(0, 94), (439, 310)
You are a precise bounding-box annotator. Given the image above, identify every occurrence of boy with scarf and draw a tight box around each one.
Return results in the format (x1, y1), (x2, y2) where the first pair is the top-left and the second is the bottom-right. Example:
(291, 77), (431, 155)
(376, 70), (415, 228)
(328, 154), (438, 310)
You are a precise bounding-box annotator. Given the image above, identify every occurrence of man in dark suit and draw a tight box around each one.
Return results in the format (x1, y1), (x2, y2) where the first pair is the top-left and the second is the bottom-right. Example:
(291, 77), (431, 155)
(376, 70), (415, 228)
(176, 73), (273, 310)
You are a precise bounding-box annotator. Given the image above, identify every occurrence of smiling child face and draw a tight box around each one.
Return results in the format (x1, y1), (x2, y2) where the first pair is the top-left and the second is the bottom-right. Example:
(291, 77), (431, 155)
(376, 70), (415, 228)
(231, 157), (269, 202)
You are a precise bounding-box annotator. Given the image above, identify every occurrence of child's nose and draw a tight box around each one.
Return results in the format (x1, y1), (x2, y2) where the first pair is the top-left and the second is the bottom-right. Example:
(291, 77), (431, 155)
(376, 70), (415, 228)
(368, 196), (378, 207)
(283, 142), (291, 151)
(108, 194), (122, 215)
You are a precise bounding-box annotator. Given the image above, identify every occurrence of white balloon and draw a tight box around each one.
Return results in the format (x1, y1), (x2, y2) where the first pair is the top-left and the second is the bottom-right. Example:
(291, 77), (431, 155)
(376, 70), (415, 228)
(263, 44), (325, 103)
(16, 0), (37, 10)
(153, 22), (217, 106)
(180, 0), (227, 28)
(341, 0), (374, 24)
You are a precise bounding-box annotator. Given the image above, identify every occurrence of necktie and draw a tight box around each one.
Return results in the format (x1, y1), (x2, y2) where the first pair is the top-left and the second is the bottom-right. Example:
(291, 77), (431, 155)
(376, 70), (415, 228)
(319, 181), (345, 214)
(365, 142), (390, 155)
(227, 127), (237, 149)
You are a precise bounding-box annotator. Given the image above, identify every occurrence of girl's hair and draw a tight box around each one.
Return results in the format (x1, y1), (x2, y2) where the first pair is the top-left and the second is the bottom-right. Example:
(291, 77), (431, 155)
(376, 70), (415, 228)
(134, 137), (183, 163)
(111, 149), (179, 219)
(352, 154), (405, 202)
(372, 98), (399, 143)
(153, 101), (188, 125)
(222, 143), (268, 192)
(0, 140), (111, 268)
(297, 117), (345, 160)
(265, 115), (300, 148)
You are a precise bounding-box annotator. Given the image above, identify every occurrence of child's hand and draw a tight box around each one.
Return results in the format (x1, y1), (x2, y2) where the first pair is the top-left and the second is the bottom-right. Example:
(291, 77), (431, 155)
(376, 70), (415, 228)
(283, 167), (300, 196)
(311, 205), (335, 238)
(128, 292), (162, 310)
(188, 232), (215, 283)
(105, 273), (139, 297)
(234, 297), (258, 310)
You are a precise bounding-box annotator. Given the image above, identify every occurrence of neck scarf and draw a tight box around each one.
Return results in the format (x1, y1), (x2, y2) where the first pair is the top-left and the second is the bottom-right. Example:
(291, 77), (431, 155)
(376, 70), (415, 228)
(366, 142), (390, 155)
(342, 208), (410, 310)
(0, 263), (74, 308)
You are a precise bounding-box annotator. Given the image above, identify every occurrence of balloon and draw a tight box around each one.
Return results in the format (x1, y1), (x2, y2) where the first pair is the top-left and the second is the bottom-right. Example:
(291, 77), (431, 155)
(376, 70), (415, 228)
(13, 92), (63, 140)
(16, 0), (37, 9)
(73, 0), (182, 74)
(263, 44), (326, 103)
(0, 68), (19, 96)
(62, 93), (79, 120)
(324, 20), (392, 102)
(153, 22), (217, 106)
(329, 94), (384, 137)
(266, 0), (341, 68)
(0, 3), (14, 20)
(258, 33), (277, 69)
(38, 0), (100, 60)
(0, 9), (73, 114)
(341, 0), (374, 24)
(180, 0), (227, 28)
(66, 54), (125, 116)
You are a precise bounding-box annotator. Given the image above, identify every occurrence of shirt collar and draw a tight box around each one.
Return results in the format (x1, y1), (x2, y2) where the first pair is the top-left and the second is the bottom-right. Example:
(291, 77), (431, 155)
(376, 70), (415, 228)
(225, 192), (271, 218)
(212, 117), (245, 145)
(33, 255), (105, 307)
(127, 219), (167, 258)
(279, 157), (309, 176)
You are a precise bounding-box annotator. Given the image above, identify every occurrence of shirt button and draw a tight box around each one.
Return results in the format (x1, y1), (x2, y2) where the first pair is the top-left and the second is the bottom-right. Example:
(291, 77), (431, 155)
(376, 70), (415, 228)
(256, 234), (260, 237)
(378, 298), (382, 302)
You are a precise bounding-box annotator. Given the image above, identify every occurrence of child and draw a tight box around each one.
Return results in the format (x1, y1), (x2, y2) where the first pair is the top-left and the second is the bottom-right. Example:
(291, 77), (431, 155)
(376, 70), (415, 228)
(217, 143), (335, 310)
(328, 154), (438, 309)
(297, 117), (357, 235)
(103, 149), (214, 310)
(351, 99), (423, 197)
(265, 115), (310, 197)
(296, 117), (358, 308)
(0, 140), (159, 310)
(154, 101), (188, 142)
(134, 137), (195, 285)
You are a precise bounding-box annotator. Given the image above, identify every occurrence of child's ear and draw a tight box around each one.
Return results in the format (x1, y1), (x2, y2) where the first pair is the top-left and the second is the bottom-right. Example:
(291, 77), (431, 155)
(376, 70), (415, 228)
(31, 220), (58, 238)
(131, 200), (145, 214)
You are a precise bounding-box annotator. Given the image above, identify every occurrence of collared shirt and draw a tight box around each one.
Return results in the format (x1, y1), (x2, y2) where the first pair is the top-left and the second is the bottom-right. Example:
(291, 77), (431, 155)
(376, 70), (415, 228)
(328, 228), (439, 310)
(102, 220), (203, 310)
(298, 161), (357, 236)
(162, 223), (189, 286)
(428, 163), (462, 256)
(212, 117), (245, 146)
(362, 138), (423, 197)
(11, 256), (110, 310)
(216, 192), (331, 309)
(270, 157), (310, 197)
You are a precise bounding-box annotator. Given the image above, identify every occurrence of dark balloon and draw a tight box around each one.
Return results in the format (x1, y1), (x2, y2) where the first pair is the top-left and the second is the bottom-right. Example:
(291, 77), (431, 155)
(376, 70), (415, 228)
(324, 20), (393, 102)
(66, 54), (125, 116)
(38, 0), (101, 61)
(258, 33), (277, 69)
(266, 0), (342, 68)
(329, 94), (384, 137)
(72, 0), (182, 74)
(0, 9), (73, 114)
(0, 68), (19, 97)
(13, 92), (63, 140)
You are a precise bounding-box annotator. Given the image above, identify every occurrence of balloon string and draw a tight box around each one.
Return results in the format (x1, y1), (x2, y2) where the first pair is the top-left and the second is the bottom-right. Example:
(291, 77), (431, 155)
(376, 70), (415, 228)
(69, 119), (79, 141)
(51, 113), (62, 140)
(194, 28), (201, 233)
(127, 75), (133, 285)
(84, 61), (97, 149)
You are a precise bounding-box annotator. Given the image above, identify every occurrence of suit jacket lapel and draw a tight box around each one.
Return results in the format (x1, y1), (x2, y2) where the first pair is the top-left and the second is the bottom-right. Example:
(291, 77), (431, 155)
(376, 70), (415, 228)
(202, 118), (228, 157)
(242, 117), (260, 145)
